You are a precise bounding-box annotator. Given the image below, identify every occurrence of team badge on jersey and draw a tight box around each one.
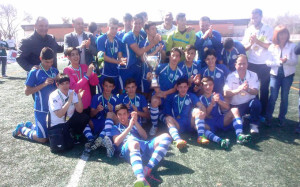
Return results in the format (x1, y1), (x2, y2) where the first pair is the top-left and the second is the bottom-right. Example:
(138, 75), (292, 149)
(216, 72), (221, 78)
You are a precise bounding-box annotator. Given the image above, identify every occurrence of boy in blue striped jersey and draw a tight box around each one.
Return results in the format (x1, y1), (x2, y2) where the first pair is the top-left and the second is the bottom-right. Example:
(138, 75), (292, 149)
(111, 104), (172, 187)
(148, 47), (184, 136)
(84, 77), (118, 157)
(164, 78), (209, 149)
(13, 47), (59, 143)
(199, 77), (251, 147)
(96, 18), (127, 94)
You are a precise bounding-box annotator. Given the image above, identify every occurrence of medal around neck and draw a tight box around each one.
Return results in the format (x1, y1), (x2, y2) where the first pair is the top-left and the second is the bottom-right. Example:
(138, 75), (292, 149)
(143, 52), (161, 88)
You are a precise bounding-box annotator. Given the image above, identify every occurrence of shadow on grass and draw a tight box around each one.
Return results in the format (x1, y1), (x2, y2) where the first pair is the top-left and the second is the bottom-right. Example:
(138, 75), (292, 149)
(256, 118), (299, 145)
(5, 76), (26, 81)
(147, 159), (195, 187)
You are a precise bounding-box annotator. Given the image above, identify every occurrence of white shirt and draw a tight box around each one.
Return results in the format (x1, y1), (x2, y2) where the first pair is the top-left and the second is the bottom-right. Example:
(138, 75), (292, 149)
(48, 89), (79, 127)
(224, 70), (259, 105)
(242, 24), (273, 65)
(157, 24), (177, 42)
(266, 42), (298, 77)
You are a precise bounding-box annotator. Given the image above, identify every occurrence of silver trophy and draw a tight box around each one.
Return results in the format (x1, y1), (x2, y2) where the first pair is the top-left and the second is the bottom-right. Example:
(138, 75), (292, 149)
(143, 53), (161, 88)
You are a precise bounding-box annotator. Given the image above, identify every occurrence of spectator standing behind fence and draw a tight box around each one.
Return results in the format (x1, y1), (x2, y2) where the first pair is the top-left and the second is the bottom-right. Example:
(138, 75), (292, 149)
(17, 17), (64, 72)
(242, 8), (273, 121)
(295, 43), (300, 134)
(265, 25), (298, 127)
(0, 33), (9, 78)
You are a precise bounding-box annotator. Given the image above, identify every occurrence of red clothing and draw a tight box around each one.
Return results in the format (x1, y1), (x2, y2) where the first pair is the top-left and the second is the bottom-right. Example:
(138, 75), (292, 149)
(63, 64), (99, 109)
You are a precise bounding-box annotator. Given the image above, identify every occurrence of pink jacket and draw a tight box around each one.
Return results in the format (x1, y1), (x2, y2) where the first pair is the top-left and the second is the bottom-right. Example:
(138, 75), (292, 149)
(63, 64), (99, 109)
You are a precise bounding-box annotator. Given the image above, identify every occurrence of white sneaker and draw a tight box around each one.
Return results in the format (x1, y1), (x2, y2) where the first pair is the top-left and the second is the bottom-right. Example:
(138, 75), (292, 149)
(149, 126), (158, 136)
(250, 124), (259, 134)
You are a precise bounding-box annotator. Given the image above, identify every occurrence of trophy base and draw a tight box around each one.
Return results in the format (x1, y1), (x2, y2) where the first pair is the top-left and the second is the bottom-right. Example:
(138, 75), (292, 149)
(151, 79), (159, 88)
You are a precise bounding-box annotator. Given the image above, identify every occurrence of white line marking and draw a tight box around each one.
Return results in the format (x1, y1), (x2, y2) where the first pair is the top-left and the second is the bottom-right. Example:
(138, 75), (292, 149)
(66, 152), (90, 187)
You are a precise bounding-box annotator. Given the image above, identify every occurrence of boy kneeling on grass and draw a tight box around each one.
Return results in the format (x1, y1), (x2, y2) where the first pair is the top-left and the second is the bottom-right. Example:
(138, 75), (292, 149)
(47, 73), (89, 148)
(199, 76), (251, 148)
(13, 47), (59, 143)
(111, 104), (172, 187)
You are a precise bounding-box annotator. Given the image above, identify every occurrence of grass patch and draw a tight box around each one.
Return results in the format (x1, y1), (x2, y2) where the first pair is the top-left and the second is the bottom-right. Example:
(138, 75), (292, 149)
(0, 59), (299, 186)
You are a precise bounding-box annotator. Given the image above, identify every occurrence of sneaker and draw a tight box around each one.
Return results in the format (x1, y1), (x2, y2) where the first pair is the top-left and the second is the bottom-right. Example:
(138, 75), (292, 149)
(173, 139), (187, 149)
(197, 136), (209, 145)
(12, 123), (24, 137)
(84, 139), (94, 149)
(103, 136), (115, 158)
(134, 178), (150, 187)
(250, 124), (259, 134)
(24, 121), (33, 129)
(220, 139), (230, 149)
(2, 75), (8, 78)
(143, 166), (152, 177)
(90, 136), (103, 150)
(149, 126), (158, 136)
(237, 134), (251, 144)
(74, 135), (81, 144)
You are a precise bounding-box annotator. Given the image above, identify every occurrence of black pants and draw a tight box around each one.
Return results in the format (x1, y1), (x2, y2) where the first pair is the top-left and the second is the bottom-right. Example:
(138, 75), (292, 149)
(248, 63), (270, 116)
(0, 56), (7, 76)
(67, 111), (89, 135)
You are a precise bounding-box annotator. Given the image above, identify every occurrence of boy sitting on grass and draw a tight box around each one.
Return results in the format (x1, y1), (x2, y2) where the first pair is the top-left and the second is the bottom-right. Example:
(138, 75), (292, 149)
(111, 104), (172, 186)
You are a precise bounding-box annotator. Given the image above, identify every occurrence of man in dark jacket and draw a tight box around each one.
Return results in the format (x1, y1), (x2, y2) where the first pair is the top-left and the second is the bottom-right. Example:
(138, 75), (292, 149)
(17, 17), (63, 72)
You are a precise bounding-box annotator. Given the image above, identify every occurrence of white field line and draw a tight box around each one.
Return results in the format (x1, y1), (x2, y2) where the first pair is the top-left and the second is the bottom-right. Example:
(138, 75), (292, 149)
(66, 152), (90, 187)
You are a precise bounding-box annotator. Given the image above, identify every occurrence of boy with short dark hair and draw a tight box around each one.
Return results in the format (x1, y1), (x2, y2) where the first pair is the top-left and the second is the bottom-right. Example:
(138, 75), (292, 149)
(199, 77), (251, 147)
(48, 73), (88, 136)
(13, 47), (59, 143)
(164, 78), (208, 149)
(84, 77), (118, 157)
(118, 78), (150, 124)
(111, 104), (172, 186)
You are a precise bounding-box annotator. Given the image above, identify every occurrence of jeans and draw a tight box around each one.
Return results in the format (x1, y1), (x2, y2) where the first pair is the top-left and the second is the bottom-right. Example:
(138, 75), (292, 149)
(266, 74), (294, 121)
(248, 63), (270, 116)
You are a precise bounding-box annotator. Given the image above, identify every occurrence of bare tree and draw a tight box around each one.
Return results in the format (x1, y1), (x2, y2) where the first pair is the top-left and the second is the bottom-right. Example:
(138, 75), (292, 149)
(264, 12), (300, 34)
(0, 4), (32, 38)
(61, 17), (70, 24)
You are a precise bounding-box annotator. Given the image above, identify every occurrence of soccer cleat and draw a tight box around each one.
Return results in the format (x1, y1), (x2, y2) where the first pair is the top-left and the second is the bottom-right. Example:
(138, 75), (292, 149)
(12, 123), (24, 137)
(134, 178), (150, 187)
(90, 136), (103, 150)
(220, 139), (230, 149)
(250, 124), (259, 134)
(143, 166), (152, 177)
(197, 136), (210, 145)
(173, 139), (187, 149)
(149, 126), (158, 136)
(24, 121), (34, 129)
(103, 136), (115, 158)
(237, 134), (251, 144)
(84, 139), (94, 149)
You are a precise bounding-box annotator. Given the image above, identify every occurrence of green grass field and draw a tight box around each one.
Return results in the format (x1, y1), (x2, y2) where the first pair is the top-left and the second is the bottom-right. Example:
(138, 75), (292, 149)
(0, 59), (299, 187)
